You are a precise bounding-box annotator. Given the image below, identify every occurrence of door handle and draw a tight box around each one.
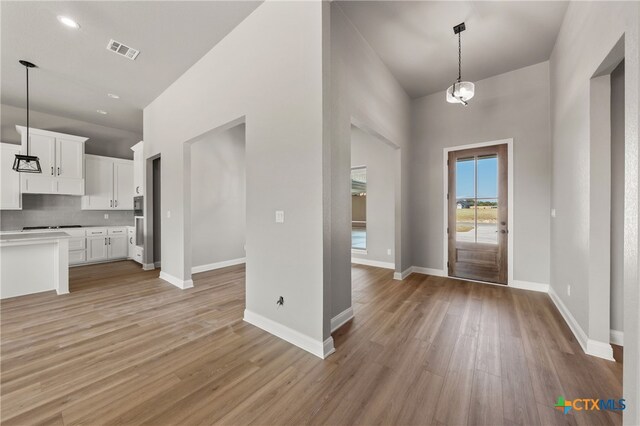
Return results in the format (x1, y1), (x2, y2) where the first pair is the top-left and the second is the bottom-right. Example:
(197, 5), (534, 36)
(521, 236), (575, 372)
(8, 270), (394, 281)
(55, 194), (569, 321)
(500, 221), (506, 226)
(130, 237), (133, 244)
(500, 230), (507, 234)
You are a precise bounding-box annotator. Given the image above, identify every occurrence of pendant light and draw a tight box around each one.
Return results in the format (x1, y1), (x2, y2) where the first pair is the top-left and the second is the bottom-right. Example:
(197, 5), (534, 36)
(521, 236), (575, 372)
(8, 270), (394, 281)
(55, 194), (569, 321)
(12, 60), (42, 173)
(446, 23), (475, 106)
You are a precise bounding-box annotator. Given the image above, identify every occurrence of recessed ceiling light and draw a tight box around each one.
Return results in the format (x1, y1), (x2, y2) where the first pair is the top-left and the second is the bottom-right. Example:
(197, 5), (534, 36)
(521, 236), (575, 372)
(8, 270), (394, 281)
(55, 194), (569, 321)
(96, 109), (108, 115)
(57, 15), (80, 29)
(107, 93), (120, 99)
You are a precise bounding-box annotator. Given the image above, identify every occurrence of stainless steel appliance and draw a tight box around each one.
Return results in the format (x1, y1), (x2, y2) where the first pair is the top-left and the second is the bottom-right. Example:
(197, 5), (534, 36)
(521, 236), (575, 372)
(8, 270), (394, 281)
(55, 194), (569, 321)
(133, 196), (143, 216)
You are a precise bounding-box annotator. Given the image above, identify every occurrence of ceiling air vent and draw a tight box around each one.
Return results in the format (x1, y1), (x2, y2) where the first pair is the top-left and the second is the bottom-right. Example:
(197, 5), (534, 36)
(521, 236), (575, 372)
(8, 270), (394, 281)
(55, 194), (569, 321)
(106, 39), (140, 60)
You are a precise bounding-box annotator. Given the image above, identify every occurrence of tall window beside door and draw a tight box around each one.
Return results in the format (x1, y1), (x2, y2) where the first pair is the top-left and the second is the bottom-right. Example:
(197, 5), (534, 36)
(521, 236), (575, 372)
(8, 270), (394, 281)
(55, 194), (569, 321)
(351, 167), (367, 250)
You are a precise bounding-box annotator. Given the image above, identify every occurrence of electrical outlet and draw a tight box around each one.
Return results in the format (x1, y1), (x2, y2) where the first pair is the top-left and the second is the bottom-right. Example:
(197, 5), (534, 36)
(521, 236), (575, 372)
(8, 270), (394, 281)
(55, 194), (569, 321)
(567, 285), (571, 296)
(387, 249), (392, 255)
(104, 213), (109, 219)
(275, 210), (285, 223)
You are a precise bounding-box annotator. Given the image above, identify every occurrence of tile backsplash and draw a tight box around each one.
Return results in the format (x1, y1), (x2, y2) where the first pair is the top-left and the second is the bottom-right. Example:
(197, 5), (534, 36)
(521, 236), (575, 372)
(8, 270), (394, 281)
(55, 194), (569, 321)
(1, 194), (134, 231)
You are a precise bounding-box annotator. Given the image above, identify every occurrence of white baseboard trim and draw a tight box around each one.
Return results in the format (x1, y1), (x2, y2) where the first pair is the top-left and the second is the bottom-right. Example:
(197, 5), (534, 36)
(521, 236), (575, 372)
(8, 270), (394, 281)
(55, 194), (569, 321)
(586, 339), (615, 360)
(159, 271), (194, 290)
(393, 267), (413, 280)
(192, 257), (246, 274)
(154, 261), (161, 268)
(610, 329), (624, 346)
(142, 263), (155, 271)
(243, 309), (333, 359)
(412, 266), (446, 277)
(351, 257), (394, 270)
(331, 306), (354, 333)
(548, 286), (614, 361)
(510, 280), (549, 293)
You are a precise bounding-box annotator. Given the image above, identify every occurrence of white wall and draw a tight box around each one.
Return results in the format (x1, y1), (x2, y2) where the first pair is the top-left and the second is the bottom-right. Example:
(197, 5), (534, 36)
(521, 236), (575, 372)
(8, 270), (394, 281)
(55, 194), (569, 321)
(329, 4), (411, 326)
(549, 2), (639, 423)
(410, 61), (552, 285)
(191, 124), (246, 269)
(351, 125), (395, 266)
(611, 61), (625, 333)
(144, 2), (328, 354)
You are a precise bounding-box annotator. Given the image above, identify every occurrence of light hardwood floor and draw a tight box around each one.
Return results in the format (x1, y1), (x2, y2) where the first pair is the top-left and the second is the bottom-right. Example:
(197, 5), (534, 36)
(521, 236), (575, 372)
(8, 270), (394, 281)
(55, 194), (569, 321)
(1, 261), (622, 425)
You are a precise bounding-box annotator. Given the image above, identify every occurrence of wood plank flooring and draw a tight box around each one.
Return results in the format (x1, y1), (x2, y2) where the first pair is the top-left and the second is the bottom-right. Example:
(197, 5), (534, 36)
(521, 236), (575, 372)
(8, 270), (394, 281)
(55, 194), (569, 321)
(1, 261), (622, 425)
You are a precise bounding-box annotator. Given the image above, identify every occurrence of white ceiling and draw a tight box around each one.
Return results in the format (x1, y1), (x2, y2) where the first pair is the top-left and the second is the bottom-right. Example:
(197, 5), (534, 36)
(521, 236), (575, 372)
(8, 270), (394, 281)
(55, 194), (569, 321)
(337, 1), (569, 99)
(1, 1), (261, 136)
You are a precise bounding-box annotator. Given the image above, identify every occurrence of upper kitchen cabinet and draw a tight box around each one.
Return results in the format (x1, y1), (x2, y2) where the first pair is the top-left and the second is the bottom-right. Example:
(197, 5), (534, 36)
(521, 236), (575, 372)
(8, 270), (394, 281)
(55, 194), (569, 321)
(16, 126), (87, 195)
(131, 141), (144, 196)
(0, 143), (22, 210)
(82, 155), (133, 210)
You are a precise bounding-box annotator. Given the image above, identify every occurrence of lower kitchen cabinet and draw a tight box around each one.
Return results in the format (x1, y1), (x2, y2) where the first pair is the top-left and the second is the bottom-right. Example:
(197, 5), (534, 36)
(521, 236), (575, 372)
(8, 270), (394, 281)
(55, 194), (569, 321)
(87, 236), (109, 262)
(108, 235), (128, 259)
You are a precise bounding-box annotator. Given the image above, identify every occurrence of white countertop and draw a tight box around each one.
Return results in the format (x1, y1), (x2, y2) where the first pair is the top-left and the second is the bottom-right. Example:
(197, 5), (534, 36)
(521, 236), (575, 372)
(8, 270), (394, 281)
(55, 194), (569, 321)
(0, 231), (72, 243)
(0, 225), (134, 234)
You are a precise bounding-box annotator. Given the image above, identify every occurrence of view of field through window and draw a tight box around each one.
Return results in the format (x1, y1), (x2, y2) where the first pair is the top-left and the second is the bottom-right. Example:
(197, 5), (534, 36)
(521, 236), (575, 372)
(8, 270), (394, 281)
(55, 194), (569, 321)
(456, 155), (498, 244)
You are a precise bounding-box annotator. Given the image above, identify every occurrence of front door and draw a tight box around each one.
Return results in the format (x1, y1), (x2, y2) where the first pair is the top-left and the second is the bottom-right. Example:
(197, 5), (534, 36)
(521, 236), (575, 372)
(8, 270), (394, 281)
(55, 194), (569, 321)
(448, 144), (508, 284)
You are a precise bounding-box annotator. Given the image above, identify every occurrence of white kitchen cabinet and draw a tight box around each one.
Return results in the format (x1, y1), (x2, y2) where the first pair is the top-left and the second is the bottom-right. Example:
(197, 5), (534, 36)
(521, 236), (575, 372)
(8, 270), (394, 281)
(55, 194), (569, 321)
(108, 235), (128, 259)
(83, 156), (113, 210)
(56, 138), (84, 179)
(127, 227), (135, 259)
(82, 155), (133, 210)
(131, 141), (144, 196)
(87, 236), (109, 262)
(114, 162), (133, 209)
(29, 133), (56, 176)
(17, 126), (87, 195)
(0, 143), (21, 210)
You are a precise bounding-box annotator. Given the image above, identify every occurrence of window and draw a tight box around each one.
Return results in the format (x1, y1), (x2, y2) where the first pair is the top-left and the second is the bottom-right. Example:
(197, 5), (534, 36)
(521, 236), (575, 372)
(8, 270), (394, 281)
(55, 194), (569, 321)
(351, 167), (367, 250)
(455, 154), (498, 244)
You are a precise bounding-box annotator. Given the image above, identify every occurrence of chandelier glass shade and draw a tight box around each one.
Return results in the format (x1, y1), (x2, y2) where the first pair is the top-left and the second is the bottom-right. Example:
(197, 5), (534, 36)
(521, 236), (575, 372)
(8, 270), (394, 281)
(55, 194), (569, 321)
(446, 81), (475, 105)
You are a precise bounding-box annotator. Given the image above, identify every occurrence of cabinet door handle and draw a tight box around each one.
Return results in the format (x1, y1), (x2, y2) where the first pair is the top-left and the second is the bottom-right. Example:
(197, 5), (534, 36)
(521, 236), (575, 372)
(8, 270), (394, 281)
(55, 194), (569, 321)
(136, 186), (139, 194)
(104, 237), (107, 245)
(110, 200), (113, 208)
(130, 237), (133, 244)
(51, 166), (54, 175)
(57, 167), (60, 176)
(109, 237), (111, 245)
(115, 200), (118, 208)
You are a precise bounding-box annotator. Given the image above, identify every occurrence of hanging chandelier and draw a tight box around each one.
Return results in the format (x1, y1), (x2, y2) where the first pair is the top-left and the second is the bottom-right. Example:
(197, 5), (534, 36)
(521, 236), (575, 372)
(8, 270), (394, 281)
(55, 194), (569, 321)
(446, 22), (475, 106)
(13, 60), (42, 173)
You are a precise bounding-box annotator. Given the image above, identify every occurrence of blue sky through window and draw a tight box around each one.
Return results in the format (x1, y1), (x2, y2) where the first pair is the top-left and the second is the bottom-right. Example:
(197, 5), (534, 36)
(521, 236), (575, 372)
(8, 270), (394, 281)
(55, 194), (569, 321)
(456, 156), (498, 199)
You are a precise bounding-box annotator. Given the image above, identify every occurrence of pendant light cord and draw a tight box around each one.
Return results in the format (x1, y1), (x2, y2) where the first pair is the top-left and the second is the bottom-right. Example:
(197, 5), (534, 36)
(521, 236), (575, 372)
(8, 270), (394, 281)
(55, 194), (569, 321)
(26, 64), (30, 156)
(458, 32), (462, 83)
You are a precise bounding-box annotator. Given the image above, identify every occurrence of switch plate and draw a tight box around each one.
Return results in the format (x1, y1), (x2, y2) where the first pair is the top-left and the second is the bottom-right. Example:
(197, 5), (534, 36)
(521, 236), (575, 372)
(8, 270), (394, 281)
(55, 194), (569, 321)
(275, 210), (285, 223)
(551, 208), (556, 218)
(387, 249), (392, 255)
(167, 210), (171, 218)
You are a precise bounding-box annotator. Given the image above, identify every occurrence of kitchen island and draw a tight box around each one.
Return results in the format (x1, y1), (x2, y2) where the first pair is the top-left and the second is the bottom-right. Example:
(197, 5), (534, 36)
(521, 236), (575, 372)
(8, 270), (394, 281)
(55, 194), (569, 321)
(0, 231), (70, 299)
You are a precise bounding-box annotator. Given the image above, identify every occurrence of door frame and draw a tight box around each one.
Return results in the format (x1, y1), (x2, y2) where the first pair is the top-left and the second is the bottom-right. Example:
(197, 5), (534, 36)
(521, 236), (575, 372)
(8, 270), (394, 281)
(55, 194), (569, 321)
(442, 138), (514, 285)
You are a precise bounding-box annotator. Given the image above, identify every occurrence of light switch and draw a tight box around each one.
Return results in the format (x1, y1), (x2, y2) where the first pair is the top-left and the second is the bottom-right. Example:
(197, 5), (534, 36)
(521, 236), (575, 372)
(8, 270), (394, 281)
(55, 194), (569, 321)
(275, 210), (285, 223)
(167, 210), (171, 218)
(551, 208), (556, 218)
